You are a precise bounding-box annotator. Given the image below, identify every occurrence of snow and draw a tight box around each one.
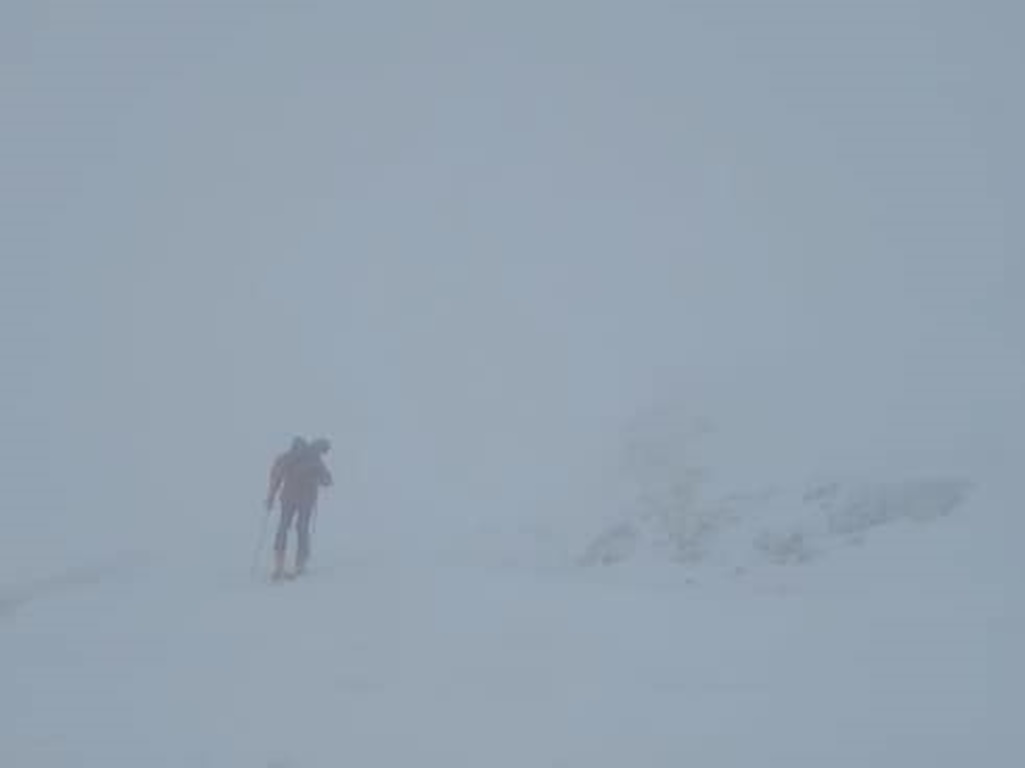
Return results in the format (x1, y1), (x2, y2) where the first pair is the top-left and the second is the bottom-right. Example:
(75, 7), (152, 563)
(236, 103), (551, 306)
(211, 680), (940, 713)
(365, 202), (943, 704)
(2, 476), (1021, 768)
(583, 475), (976, 569)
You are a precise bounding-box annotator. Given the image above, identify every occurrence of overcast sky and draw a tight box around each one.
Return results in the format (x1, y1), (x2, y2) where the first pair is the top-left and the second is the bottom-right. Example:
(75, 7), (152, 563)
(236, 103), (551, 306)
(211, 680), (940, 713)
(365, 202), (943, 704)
(3, 1), (1022, 563)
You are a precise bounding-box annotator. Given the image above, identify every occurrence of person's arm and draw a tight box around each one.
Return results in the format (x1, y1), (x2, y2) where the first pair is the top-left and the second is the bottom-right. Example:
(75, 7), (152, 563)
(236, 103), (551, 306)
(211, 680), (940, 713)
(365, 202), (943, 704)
(318, 459), (334, 488)
(266, 456), (285, 510)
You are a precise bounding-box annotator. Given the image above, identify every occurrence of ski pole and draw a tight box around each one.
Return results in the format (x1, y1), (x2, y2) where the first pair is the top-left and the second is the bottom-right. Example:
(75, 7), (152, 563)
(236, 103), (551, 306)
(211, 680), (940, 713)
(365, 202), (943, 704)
(250, 504), (272, 579)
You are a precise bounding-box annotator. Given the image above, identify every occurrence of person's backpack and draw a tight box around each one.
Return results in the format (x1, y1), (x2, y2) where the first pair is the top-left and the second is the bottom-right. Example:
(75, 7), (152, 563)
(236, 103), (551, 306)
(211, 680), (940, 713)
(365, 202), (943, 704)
(283, 444), (329, 493)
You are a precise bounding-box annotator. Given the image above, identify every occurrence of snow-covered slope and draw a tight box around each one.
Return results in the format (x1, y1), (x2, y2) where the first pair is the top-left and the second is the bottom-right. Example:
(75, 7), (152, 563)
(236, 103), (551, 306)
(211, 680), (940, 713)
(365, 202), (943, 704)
(2, 477), (1020, 768)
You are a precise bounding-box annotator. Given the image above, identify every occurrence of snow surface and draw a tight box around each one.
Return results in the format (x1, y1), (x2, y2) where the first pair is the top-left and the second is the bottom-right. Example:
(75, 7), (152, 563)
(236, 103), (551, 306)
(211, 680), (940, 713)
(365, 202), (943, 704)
(2, 474), (1021, 768)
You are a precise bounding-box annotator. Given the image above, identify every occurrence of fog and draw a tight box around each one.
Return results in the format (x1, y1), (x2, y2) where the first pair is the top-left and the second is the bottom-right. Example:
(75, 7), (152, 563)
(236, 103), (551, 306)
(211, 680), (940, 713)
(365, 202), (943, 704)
(3, 1), (1023, 572)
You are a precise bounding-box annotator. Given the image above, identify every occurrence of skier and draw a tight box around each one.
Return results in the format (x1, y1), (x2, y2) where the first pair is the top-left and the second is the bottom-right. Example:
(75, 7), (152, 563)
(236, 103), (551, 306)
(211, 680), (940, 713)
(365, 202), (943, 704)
(265, 436), (333, 580)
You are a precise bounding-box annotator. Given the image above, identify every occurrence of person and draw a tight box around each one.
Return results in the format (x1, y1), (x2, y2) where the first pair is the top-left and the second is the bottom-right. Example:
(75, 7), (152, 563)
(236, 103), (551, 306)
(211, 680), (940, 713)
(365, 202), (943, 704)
(265, 437), (333, 579)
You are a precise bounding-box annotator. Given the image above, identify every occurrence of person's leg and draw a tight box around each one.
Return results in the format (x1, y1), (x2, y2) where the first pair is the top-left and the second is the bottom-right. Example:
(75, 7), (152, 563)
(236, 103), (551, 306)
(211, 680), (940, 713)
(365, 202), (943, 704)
(295, 503), (314, 574)
(272, 503), (298, 578)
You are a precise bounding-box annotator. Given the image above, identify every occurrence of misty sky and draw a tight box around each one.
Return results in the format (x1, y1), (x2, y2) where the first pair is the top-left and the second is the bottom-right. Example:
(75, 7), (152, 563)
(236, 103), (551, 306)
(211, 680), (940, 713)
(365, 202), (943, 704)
(3, 2), (1022, 560)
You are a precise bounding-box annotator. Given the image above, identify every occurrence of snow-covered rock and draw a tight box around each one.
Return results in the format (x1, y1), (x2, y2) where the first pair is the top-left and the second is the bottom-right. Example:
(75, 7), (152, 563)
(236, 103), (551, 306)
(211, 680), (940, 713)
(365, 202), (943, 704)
(583, 477), (973, 570)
